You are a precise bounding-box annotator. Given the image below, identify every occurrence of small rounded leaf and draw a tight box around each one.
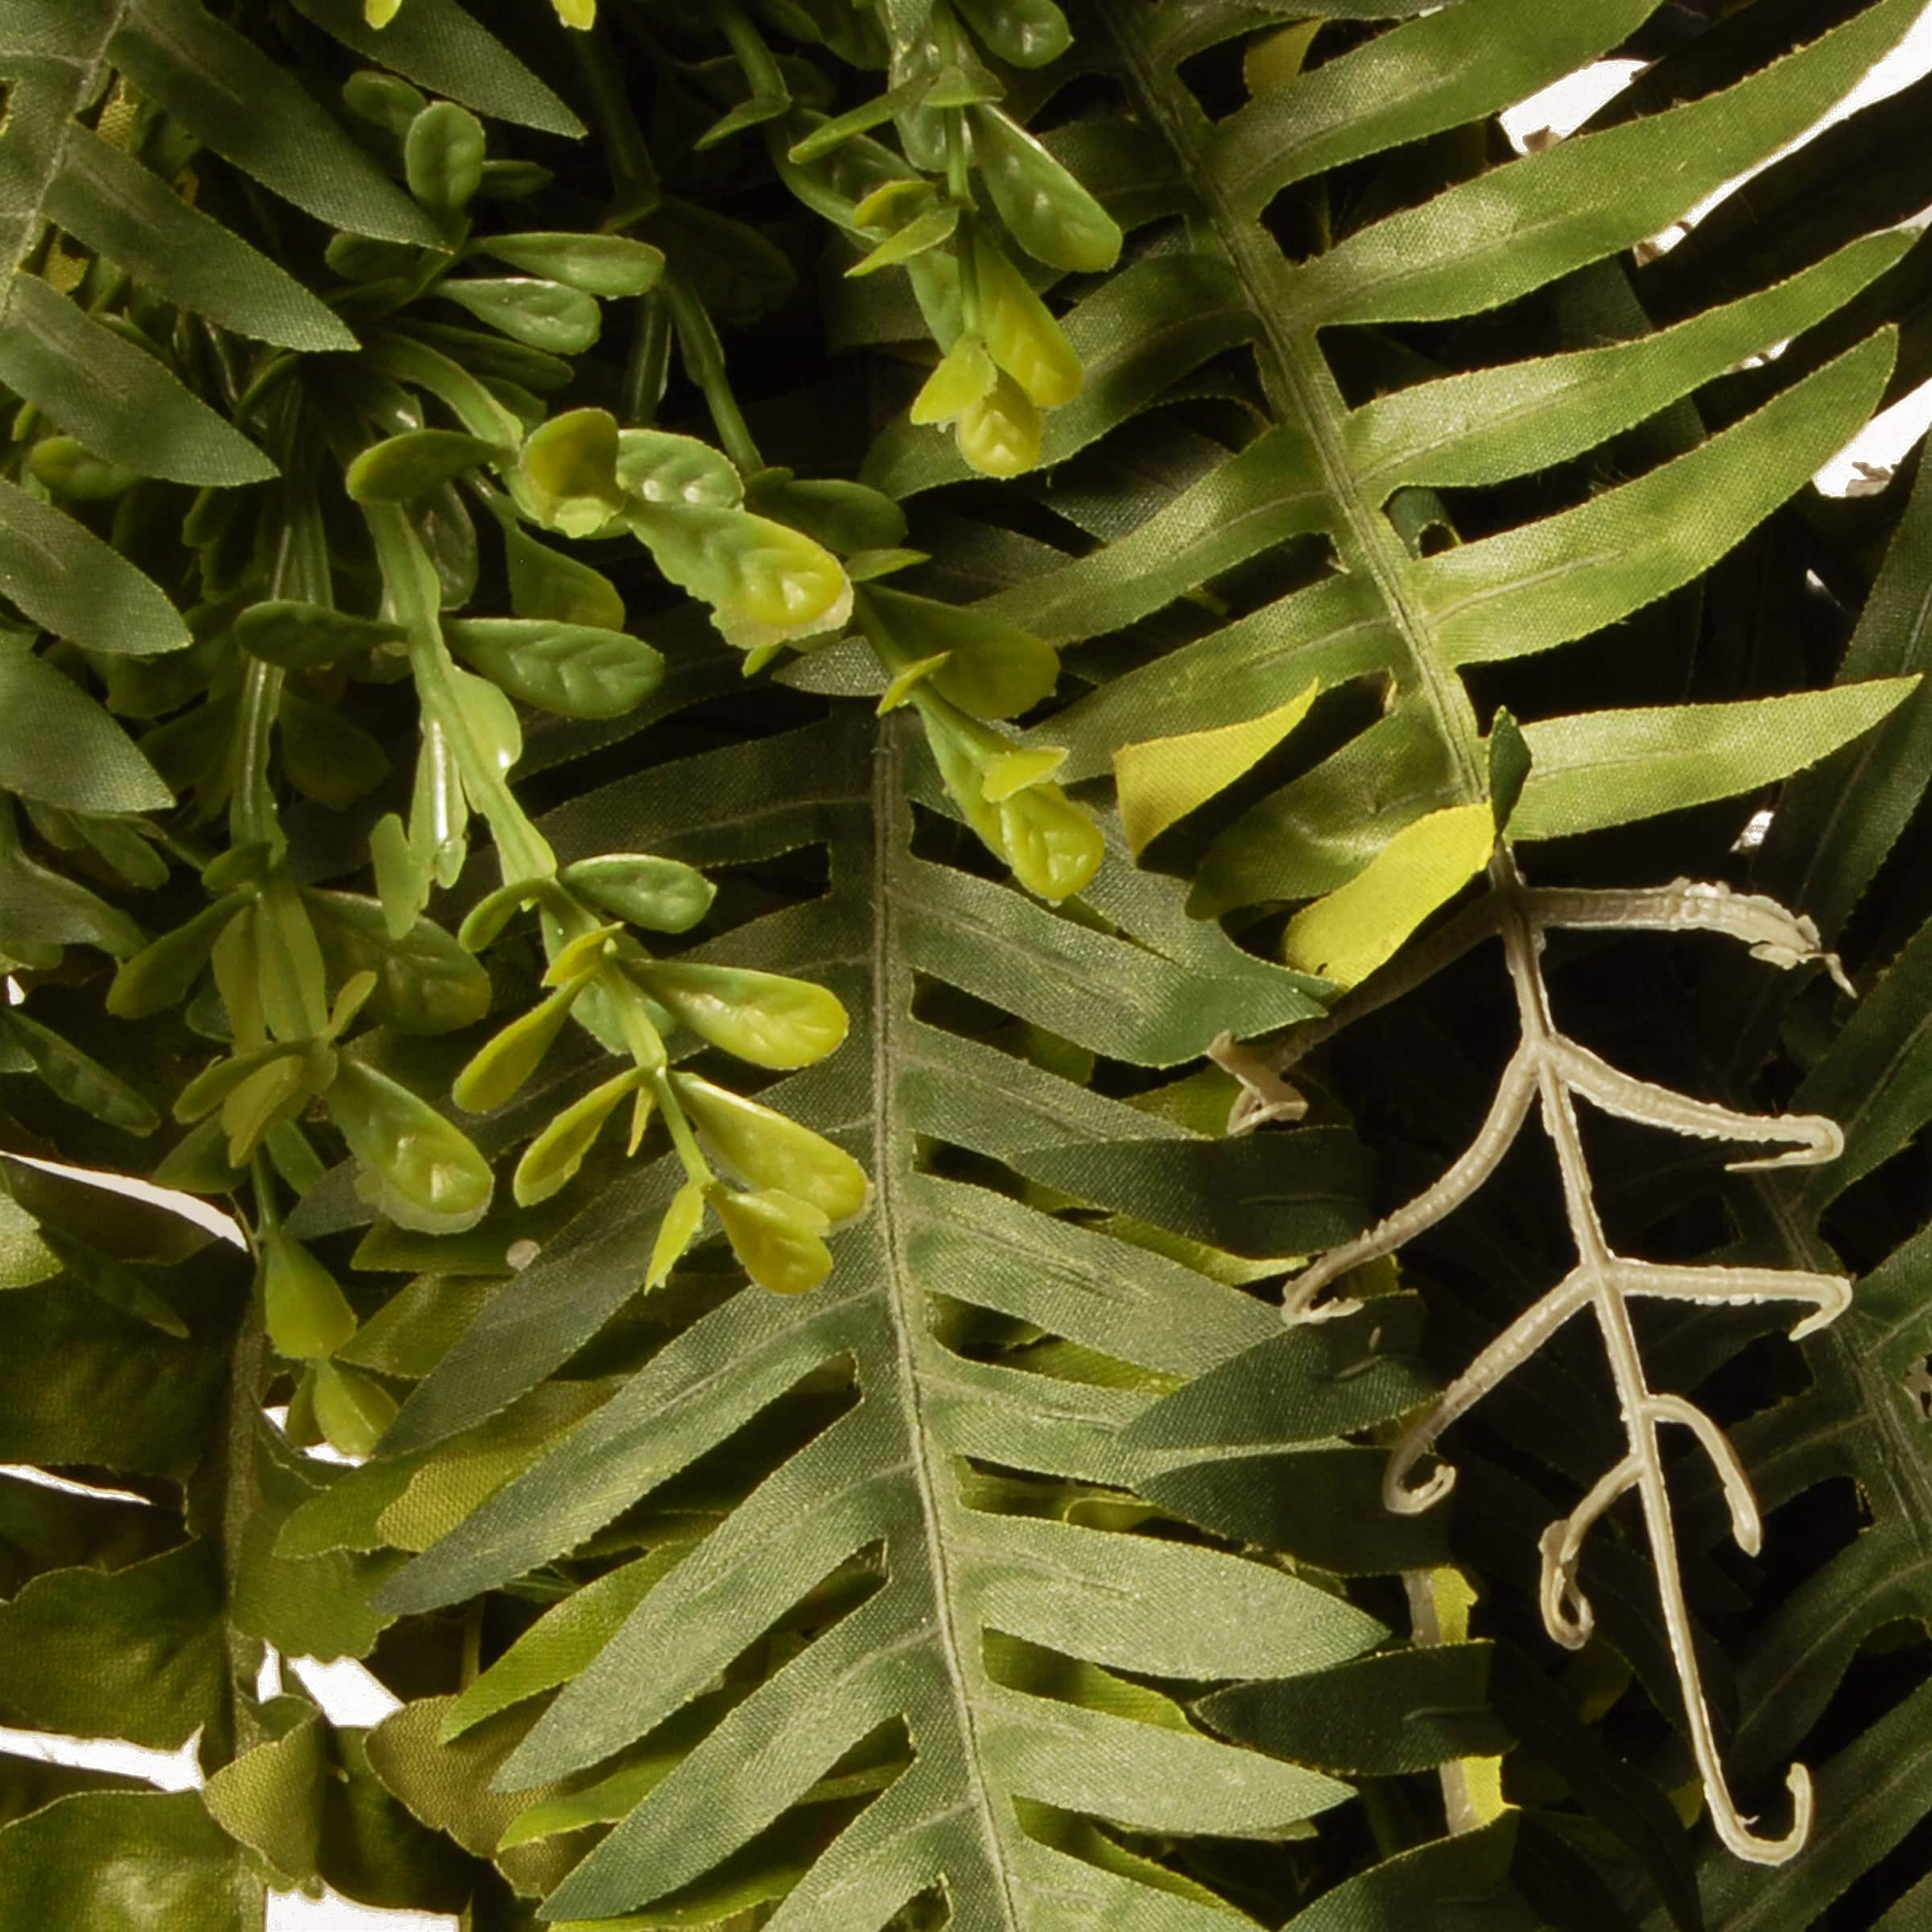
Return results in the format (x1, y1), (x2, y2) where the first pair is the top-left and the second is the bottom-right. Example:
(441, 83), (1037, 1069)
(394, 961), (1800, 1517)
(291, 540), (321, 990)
(998, 782), (1104, 902)
(405, 101), (487, 214)
(970, 107), (1121, 272)
(628, 504), (852, 651)
(347, 429), (506, 505)
(28, 436), (138, 502)
(615, 431), (743, 510)
(562, 854), (716, 935)
(444, 618), (663, 720)
(670, 1072), (869, 1224)
(974, 237), (1083, 408)
(312, 1360), (398, 1457)
(710, 1187), (832, 1295)
(330, 1059), (495, 1234)
(500, 518), (625, 629)
(954, 0), (1071, 65)
(955, 370), (1042, 478)
(522, 408), (622, 536)
(438, 279), (601, 355)
(476, 232), (664, 297)
(262, 1232), (357, 1360)
(641, 962), (848, 1070)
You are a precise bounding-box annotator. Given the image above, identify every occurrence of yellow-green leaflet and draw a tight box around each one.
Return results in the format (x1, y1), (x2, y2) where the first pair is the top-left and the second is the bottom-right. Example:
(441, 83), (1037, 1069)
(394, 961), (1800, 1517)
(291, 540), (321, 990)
(514, 1068), (650, 1208)
(710, 1187), (832, 1296)
(1282, 803), (1495, 989)
(647, 1183), (707, 1290)
(912, 334), (998, 425)
(312, 1359), (398, 1457)
(1114, 679), (1320, 857)
(453, 976), (589, 1113)
(642, 964), (849, 1071)
(670, 1072), (869, 1224)
(262, 1234), (357, 1361)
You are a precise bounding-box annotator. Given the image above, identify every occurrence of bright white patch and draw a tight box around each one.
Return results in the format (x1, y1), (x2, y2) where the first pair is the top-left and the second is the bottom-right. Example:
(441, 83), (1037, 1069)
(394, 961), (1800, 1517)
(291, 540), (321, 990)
(0, 1724), (201, 1793)
(1733, 806), (1776, 854)
(270, 1893), (456, 1930)
(1817, 373), (1932, 497)
(1, 1151), (246, 1248)
(1501, 57), (1645, 150)
(262, 1405), (363, 1468)
(0, 1463), (155, 1505)
(287, 1654), (402, 1730)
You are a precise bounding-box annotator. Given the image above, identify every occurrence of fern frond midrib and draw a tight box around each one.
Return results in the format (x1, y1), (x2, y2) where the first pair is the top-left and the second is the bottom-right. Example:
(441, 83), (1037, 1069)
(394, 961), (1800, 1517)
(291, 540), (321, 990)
(0, 1), (132, 292)
(1104, 13), (1488, 803)
(869, 714), (1027, 1929)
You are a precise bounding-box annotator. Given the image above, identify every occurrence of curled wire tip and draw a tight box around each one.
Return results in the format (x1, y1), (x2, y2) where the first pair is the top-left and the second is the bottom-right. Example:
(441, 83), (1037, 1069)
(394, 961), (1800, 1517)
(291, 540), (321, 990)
(1789, 1277), (1853, 1343)
(1716, 1764), (1814, 1866)
(1384, 1459), (1455, 1517)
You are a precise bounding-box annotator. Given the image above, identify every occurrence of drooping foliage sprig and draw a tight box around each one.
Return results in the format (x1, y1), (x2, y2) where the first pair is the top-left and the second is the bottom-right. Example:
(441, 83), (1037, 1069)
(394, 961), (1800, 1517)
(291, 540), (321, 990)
(3, 1), (1932, 1929)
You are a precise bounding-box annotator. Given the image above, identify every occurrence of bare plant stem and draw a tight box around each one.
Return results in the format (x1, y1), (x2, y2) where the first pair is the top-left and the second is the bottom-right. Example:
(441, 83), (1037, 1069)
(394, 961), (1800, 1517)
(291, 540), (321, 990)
(1305, 848), (1842, 1862)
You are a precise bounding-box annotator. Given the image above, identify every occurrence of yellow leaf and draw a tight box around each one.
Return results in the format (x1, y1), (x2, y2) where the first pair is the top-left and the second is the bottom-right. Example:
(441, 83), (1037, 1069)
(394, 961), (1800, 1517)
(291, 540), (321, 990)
(1430, 1566), (1480, 1644)
(955, 371), (1041, 478)
(975, 237), (1083, 409)
(1245, 22), (1321, 93)
(1282, 802), (1494, 989)
(877, 652), (950, 714)
(911, 335), (997, 426)
(981, 745), (1067, 802)
(1113, 679), (1319, 857)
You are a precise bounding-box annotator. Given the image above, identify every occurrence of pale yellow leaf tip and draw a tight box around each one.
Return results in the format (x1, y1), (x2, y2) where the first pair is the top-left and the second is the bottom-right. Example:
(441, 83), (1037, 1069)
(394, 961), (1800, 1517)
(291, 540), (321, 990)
(1282, 802), (1495, 989)
(1113, 679), (1319, 859)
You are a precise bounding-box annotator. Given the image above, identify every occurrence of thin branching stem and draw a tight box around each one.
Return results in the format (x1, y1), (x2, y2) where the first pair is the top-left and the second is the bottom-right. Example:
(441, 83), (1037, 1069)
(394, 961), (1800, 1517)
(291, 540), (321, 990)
(1281, 844), (1843, 1858)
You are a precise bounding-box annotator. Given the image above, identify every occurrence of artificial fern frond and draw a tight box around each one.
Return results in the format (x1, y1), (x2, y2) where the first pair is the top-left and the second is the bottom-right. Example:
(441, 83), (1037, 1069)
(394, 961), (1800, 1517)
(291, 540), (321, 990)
(887, 0), (1932, 1872)
(349, 698), (1369, 1926)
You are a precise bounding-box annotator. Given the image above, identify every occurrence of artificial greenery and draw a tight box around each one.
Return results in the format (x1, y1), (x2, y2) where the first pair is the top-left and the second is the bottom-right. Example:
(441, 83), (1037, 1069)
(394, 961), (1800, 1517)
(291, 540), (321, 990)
(2, 0), (1931, 1926)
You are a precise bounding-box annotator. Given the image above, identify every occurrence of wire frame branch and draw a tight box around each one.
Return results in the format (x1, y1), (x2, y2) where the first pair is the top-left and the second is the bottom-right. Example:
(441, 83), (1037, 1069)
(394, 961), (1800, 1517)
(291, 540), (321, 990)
(1278, 848), (1852, 1864)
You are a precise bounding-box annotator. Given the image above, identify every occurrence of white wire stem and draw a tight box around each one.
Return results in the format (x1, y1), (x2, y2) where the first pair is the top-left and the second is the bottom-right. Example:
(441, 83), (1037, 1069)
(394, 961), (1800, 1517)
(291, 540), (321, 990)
(1381, 1267), (1593, 1513)
(1550, 1036), (1843, 1172)
(1496, 857), (1818, 1864)
(1258, 844), (1855, 1860)
(1281, 1045), (1539, 1319)
(1618, 1260), (1852, 1343)
(1522, 880), (1854, 996)
(1238, 872), (1852, 1113)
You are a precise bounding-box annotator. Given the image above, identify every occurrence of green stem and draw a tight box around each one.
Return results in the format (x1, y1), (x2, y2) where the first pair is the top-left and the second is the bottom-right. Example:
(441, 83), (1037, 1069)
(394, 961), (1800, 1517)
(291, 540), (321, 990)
(572, 19), (659, 204)
(620, 291), (672, 426)
(366, 503), (557, 885)
(229, 658), (284, 856)
(715, 3), (787, 99)
(660, 272), (762, 477)
(651, 1068), (714, 1189)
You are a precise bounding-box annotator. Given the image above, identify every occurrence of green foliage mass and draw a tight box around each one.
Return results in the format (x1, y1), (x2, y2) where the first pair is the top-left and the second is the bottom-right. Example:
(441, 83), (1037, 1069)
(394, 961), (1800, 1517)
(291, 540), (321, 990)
(2, 0), (1931, 1926)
